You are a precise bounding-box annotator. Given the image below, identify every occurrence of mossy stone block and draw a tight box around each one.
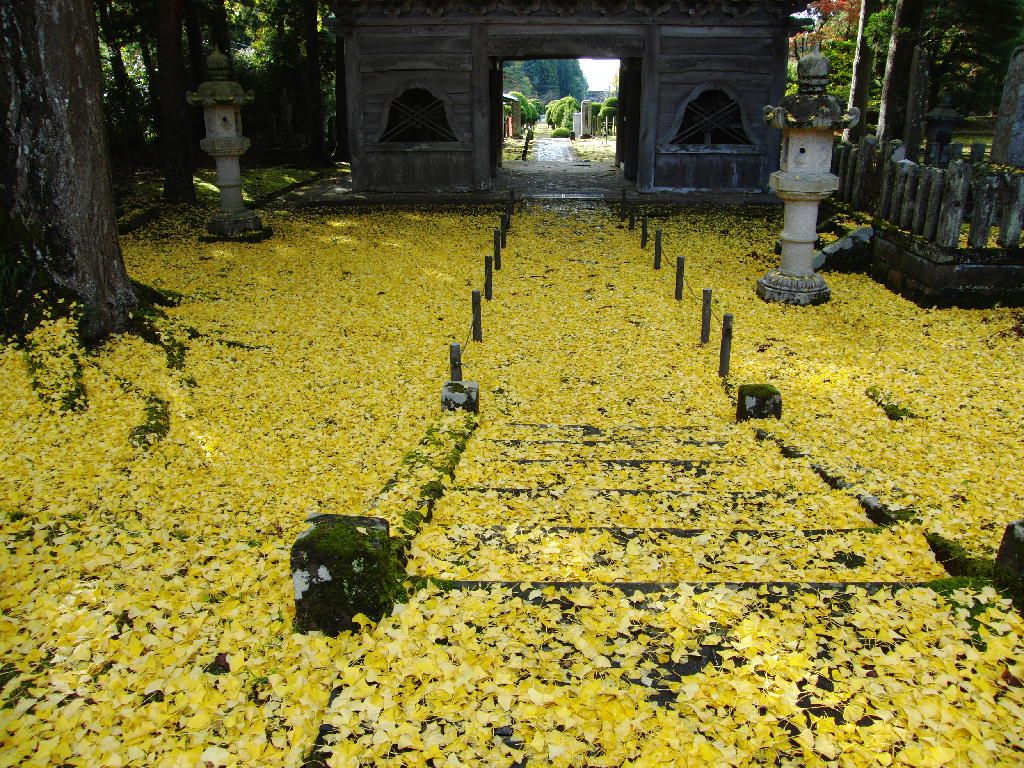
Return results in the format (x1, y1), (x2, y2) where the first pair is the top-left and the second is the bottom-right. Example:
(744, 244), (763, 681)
(995, 519), (1024, 604)
(736, 384), (782, 422)
(291, 515), (406, 636)
(442, 380), (479, 414)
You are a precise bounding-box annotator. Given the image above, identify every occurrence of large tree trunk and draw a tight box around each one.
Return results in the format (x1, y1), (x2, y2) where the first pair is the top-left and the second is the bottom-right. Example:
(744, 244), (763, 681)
(303, 0), (326, 164)
(209, 0), (230, 55)
(1, 0), (137, 342)
(139, 37), (162, 131)
(183, 0), (205, 87)
(844, 0), (881, 142)
(155, 0), (196, 202)
(877, 0), (926, 145)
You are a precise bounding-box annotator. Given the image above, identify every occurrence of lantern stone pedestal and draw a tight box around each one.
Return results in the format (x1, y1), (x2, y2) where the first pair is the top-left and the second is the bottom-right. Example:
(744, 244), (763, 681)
(757, 49), (858, 306)
(186, 48), (263, 238)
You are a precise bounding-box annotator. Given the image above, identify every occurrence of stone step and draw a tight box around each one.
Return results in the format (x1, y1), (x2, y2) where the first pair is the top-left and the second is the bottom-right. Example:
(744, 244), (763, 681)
(314, 582), (1013, 766)
(408, 524), (946, 583)
(432, 487), (869, 528)
(478, 436), (732, 462)
(454, 457), (816, 491)
(493, 422), (733, 442)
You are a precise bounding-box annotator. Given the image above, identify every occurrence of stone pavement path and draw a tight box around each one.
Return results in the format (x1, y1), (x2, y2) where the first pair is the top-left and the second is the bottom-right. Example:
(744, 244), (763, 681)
(533, 137), (579, 163)
(308, 206), (1016, 767)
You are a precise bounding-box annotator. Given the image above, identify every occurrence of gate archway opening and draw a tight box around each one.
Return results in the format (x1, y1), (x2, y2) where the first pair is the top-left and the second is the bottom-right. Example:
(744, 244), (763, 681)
(330, 0), (799, 195)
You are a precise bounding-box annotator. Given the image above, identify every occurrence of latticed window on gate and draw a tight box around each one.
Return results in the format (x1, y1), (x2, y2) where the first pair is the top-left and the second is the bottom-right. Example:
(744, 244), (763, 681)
(672, 89), (751, 145)
(381, 88), (458, 142)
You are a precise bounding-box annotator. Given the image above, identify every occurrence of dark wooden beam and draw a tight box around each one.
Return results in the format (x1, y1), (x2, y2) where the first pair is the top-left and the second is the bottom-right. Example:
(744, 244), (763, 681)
(637, 24), (660, 192)
(471, 24), (490, 189)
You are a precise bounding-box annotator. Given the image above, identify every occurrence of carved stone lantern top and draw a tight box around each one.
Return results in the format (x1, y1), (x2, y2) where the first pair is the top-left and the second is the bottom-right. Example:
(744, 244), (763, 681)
(186, 47), (255, 107)
(925, 93), (963, 129)
(764, 48), (859, 131)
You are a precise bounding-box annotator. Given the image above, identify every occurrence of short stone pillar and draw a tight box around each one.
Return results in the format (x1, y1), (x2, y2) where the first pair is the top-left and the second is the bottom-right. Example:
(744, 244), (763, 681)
(758, 49), (858, 306)
(995, 519), (1024, 605)
(442, 381), (479, 413)
(186, 47), (263, 237)
(736, 384), (782, 421)
(291, 515), (406, 636)
(925, 94), (963, 167)
(992, 45), (1024, 167)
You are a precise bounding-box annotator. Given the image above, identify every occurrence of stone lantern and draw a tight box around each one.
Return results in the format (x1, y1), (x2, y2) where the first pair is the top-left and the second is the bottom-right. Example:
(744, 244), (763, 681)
(757, 49), (858, 306)
(924, 94), (963, 167)
(186, 47), (263, 237)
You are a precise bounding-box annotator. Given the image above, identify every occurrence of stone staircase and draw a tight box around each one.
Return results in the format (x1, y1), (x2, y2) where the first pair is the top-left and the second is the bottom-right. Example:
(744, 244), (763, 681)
(309, 417), (1005, 766)
(408, 420), (945, 588)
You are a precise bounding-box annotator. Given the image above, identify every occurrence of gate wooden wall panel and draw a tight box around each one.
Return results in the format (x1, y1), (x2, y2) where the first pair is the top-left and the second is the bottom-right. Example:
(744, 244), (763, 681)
(333, 1), (800, 193)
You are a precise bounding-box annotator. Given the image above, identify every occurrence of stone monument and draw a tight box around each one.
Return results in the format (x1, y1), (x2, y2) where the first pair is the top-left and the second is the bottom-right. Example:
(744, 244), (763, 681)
(510, 99), (522, 138)
(992, 45), (1024, 167)
(581, 99), (593, 135)
(924, 94), (962, 167)
(757, 48), (858, 306)
(186, 47), (263, 237)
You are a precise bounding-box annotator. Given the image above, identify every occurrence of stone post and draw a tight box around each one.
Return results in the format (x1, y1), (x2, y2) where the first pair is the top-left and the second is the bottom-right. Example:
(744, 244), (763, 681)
(992, 45), (1024, 167)
(581, 99), (593, 135)
(757, 49), (859, 306)
(186, 47), (263, 237)
(510, 100), (522, 138)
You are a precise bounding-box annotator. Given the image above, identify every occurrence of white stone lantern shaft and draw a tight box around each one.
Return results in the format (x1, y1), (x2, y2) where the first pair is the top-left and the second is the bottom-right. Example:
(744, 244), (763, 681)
(757, 49), (859, 306)
(186, 47), (263, 237)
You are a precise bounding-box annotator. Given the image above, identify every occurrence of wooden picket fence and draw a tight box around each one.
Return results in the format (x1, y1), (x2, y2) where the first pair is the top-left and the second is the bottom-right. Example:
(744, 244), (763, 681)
(832, 136), (1024, 250)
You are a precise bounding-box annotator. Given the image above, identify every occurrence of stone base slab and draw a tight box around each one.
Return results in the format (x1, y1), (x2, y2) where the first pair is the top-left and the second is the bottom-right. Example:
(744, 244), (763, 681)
(207, 209), (264, 237)
(756, 269), (831, 305)
(872, 228), (1024, 308)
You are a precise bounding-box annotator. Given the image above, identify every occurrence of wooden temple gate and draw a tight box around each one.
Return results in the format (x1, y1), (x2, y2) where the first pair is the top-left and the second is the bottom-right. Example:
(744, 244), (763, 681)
(330, 0), (803, 193)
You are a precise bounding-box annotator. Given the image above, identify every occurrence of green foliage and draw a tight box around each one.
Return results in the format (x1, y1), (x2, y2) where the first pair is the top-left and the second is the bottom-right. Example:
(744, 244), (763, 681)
(598, 96), (617, 119)
(545, 96), (580, 130)
(508, 91), (540, 124)
(523, 60), (588, 102)
(552, 127), (572, 138)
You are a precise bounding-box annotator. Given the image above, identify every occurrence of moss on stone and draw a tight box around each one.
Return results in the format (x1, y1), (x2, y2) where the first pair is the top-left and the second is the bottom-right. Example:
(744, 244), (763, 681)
(738, 384), (780, 399)
(292, 518), (408, 636)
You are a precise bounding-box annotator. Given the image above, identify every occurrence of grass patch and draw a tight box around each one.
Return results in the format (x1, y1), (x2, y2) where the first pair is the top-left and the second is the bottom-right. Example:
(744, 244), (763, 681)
(865, 386), (918, 421)
(129, 395), (171, 449)
(925, 533), (995, 579)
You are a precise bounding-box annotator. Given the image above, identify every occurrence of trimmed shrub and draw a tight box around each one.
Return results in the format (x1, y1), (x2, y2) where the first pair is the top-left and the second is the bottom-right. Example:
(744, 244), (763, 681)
(552, 127), (571, 138)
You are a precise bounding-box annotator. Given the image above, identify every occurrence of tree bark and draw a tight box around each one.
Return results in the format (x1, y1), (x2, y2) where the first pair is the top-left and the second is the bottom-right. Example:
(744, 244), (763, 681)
(155, 0), (196, 202)
(844, 0), (882, 142)
(139, 37), (162, 130)
(902, 45), (930, 161)
(303, 0), (326, 164)
(877, 0), (926, 145)
(183, 0), (205, 87)
(1, 0), (137, 342)
(209, 0), (230, 55)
